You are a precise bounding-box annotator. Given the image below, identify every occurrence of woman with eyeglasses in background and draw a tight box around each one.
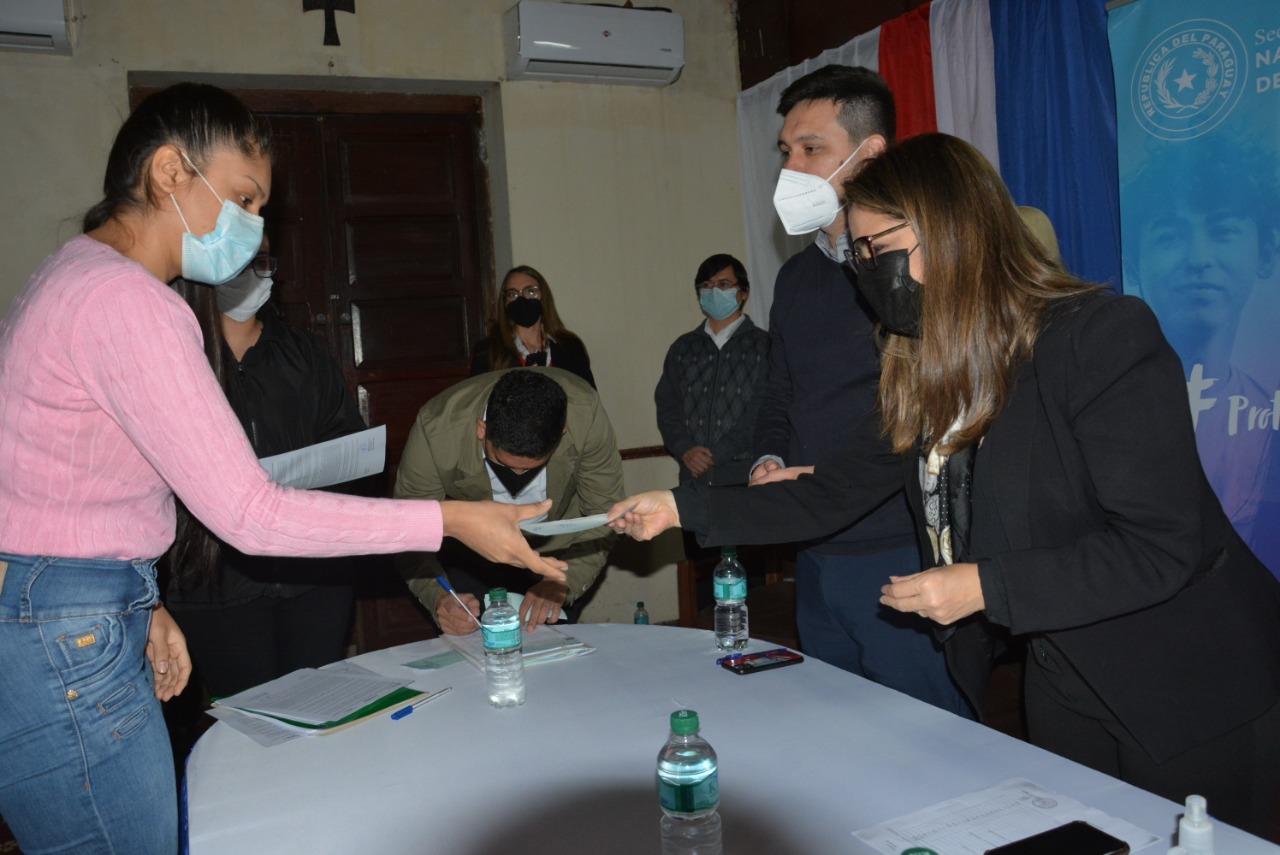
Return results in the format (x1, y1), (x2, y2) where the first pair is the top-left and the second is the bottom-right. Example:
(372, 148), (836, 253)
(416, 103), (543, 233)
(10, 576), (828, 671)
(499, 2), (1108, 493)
(471, 265), (596, 388)
(610, 133), (1280, 836)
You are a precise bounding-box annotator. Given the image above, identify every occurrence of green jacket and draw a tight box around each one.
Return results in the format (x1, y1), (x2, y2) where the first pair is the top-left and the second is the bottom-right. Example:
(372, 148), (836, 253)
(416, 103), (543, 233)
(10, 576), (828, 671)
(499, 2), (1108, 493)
(393, 367), (625, 621)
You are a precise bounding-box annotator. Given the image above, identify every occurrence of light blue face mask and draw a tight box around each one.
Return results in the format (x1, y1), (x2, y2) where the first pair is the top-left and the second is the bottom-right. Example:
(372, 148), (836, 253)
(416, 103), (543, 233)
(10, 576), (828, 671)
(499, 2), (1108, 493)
(699, 286), (741, 321)
(169, 153), (264, 286)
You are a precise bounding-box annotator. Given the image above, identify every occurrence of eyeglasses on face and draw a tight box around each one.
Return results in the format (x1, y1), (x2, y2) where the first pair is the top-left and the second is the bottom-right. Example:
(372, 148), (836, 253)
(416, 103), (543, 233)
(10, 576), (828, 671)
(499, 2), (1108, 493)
(698, 278), (739, 292)
(845, 221), (911, 271)
(251, 255), (277, 279)
(503, 284), (542, 302)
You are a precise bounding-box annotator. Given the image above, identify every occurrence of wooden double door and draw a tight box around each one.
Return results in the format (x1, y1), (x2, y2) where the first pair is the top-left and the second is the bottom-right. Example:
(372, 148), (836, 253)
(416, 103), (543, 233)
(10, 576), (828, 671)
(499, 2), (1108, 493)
(255, 93), (496, 650)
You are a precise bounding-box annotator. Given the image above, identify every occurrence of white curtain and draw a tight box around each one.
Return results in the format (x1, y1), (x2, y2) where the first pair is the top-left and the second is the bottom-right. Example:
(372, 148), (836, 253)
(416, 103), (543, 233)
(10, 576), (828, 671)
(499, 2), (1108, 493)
(930, 0), (999, 170)
(735, 0), (997, 326)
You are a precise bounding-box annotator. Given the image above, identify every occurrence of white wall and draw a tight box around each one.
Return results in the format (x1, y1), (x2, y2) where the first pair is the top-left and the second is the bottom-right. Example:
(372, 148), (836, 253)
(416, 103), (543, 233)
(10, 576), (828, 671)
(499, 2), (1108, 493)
(0, 0), (746, 623)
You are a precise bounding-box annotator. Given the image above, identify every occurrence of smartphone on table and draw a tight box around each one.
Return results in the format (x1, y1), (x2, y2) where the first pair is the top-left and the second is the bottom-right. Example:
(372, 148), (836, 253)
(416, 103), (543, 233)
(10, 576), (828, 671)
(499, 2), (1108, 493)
(983, 820), (1129, 855)
(717, 648), (804, 675)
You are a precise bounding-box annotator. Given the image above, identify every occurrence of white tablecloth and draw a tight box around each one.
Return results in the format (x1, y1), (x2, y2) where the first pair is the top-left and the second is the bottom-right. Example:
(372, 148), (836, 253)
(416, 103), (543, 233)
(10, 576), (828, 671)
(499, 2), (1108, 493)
(183, 624), (1278, 854)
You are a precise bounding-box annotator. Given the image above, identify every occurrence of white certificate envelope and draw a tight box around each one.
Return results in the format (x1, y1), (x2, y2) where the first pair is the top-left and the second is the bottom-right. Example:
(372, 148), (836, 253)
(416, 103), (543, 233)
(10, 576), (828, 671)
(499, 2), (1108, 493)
(519, 513), (610, 536)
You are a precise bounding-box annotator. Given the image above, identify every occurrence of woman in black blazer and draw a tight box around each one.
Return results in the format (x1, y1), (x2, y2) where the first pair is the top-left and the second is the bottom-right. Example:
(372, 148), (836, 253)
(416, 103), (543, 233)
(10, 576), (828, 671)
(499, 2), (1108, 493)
(611, 134), (1280, 836)
(470, 265), (596, 388)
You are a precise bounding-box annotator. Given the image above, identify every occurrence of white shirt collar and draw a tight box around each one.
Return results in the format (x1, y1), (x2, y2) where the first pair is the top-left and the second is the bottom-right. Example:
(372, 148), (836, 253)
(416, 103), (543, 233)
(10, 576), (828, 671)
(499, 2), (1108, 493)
(815, 230), (850, 264)
(703, 314), (747, 349)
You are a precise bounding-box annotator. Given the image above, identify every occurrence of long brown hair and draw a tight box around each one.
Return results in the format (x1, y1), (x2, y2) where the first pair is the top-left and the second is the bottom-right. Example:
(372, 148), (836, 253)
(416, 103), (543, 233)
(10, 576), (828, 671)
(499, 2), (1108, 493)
(843, 133), (1100, 455)
(483, 265), (584, 370)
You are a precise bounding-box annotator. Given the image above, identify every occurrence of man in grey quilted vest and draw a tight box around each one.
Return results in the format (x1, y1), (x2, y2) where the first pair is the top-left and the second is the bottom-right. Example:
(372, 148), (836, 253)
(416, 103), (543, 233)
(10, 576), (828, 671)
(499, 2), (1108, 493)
(655, 254), (769, 556)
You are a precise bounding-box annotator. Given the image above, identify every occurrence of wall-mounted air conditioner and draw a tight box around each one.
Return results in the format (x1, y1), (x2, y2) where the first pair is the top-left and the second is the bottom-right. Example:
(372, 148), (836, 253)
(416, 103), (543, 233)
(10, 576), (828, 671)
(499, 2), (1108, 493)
(0, 0), (80, 55)
(504, 0), (684, 87)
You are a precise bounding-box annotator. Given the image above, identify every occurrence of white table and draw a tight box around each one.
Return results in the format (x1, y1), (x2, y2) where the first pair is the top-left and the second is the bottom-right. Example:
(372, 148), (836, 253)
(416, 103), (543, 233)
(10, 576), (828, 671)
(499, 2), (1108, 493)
(183, 624), (1278, 854)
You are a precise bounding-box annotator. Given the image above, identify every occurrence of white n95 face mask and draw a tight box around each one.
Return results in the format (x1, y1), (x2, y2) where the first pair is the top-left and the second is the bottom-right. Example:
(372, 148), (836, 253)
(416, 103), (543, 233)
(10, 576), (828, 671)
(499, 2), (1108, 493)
(216, 269), (273, 322)
(771, 140), (866, 236)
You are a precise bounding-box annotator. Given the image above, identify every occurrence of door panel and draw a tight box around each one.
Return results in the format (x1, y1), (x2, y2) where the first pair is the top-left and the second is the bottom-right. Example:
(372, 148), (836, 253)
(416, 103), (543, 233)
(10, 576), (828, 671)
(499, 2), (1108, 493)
(352, 297), (470, 369)
(262, 115), (334, 341)
(256, 108), (490, 473)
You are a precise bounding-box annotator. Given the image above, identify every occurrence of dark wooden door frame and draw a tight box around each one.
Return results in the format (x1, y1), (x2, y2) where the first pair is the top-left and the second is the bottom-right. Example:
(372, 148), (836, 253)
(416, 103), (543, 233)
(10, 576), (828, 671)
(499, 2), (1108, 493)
(127, 71), (514, 291)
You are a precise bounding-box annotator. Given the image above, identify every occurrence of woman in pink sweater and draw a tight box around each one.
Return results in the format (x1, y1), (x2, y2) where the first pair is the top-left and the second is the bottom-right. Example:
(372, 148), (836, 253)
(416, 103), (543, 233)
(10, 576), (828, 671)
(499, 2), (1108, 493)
(0, 83), (565, 854)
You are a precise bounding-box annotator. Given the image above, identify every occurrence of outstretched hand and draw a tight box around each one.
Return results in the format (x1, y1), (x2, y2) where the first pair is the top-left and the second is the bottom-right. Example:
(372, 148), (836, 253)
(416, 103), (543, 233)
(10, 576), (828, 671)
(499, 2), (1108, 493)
(441, 499), (568, 581)
(608, 491), (679, 541)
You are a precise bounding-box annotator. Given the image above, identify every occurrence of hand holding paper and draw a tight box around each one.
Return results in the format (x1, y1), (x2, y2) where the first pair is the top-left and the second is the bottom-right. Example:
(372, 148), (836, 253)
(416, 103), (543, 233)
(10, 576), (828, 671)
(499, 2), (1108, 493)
(608, 491), (679, 541)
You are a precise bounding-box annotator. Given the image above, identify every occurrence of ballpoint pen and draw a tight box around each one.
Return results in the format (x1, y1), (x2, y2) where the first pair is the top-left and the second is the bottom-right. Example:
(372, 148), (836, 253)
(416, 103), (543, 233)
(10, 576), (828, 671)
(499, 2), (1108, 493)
(437, 575), (484, 630)
(391, 687), (453, 720)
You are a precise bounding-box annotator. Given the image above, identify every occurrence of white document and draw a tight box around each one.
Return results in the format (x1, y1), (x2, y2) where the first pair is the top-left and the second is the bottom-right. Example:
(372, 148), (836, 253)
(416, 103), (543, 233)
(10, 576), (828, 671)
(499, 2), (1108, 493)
(442, 624), (594, 671)
(852, 779), (1158, 855)
(214, 668), (410, 726)
(206, 706), (302, 748)
(259, 425), (386, 490)
(519, 512), (610, 536)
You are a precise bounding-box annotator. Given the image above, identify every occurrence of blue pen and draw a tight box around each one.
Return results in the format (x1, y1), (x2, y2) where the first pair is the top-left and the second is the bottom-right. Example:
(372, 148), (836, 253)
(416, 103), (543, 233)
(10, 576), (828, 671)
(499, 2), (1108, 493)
(437, 575), (484, 630)
(391, 687), (453, 720)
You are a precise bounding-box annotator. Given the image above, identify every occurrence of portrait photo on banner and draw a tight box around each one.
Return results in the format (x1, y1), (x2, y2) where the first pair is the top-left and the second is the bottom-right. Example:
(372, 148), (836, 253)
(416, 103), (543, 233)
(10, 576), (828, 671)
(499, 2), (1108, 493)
(1110, 0), (1280, 577)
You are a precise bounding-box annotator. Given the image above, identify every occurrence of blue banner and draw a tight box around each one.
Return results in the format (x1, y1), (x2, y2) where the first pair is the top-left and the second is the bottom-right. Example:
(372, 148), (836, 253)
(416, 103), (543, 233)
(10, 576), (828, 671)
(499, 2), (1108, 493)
(1110, 1), (1280, 577)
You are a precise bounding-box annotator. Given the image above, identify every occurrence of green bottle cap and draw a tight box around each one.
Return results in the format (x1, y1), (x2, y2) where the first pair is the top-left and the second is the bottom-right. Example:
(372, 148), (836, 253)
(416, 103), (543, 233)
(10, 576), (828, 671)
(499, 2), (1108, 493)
(670, 709), (700, 735)
(720, 546), (737, 557)
(488, 587), (508, 603)
(636, 601), (645, 608)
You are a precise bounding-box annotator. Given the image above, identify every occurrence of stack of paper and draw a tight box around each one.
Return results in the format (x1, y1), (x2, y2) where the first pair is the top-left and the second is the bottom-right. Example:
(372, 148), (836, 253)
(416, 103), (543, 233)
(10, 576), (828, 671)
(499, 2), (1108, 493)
(443, 625), (595, 672)
(853, 779), (1158, 854)
(210, 665), (425, 746)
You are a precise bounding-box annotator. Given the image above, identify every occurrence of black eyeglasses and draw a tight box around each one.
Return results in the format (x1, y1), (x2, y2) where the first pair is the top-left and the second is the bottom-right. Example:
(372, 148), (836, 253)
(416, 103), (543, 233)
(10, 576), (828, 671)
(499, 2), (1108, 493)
(503, 285), (542, 302)
(844, 221), (911, 271)
(251, 255), (277, 279)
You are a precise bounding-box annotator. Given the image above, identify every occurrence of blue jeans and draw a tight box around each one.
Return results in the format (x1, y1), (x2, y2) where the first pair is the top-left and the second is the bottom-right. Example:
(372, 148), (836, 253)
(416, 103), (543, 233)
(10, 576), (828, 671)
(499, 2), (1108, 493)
(0, 554), (177, 854)
(795, 546), (974, 719)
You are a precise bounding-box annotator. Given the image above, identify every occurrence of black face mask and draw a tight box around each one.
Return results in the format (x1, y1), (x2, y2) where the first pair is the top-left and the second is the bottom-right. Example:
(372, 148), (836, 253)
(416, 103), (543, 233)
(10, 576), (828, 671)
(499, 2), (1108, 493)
(486, 455), (546, 497)
(855, 248), (922, 337)
(505, 297), (543, 329)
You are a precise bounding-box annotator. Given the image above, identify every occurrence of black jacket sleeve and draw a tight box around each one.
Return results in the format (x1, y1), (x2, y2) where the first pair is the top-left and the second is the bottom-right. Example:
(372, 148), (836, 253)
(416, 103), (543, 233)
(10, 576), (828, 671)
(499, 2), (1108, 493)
(677, 405), (906, 547)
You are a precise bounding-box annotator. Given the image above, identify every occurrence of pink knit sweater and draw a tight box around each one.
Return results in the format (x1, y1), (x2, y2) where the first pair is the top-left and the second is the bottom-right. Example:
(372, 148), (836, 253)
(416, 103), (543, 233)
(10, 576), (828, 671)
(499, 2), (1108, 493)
(0, 235), (443, 560)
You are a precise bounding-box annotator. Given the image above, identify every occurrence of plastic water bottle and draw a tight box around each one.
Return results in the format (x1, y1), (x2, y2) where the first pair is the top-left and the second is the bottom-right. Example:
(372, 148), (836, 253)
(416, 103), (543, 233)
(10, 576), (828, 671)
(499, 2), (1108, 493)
(712, 547), (748, 651)
(657, 709), (722, 855)
(634, 601), (651, 624)
(481, 588), (525, 708)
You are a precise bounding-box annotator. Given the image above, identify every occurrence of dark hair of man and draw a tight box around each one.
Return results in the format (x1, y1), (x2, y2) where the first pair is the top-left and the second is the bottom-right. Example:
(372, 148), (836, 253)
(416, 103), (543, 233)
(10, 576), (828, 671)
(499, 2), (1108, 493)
(82, 82), (273, 233)
(486, 370), (569, 459)
(693, 253), (750, 293)
(776, 64), (897, 146)
(843, 133), (1099, 456)
(483, 265), (587, 371)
